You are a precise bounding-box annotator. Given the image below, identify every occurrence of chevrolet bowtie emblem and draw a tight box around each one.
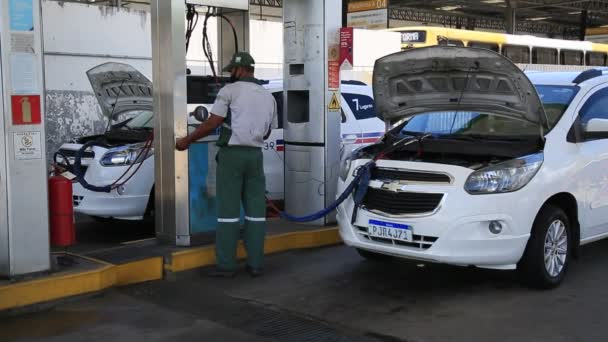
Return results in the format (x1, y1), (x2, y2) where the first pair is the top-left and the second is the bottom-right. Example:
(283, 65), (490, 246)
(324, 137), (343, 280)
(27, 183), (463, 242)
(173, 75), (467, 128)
(382, 182), (406, 192)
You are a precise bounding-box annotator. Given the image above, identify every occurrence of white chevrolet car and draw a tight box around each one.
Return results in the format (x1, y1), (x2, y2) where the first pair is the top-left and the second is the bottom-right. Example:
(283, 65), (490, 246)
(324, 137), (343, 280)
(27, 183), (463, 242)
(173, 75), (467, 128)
(57, 63), (384, 221)
(337, 46), (608, 288)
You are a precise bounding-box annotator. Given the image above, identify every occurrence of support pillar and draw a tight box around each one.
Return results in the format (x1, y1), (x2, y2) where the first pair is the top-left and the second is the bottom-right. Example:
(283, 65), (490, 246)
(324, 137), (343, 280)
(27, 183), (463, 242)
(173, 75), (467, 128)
(0, 0), (50, 277)
(506, 0), (517, 34)
(283, 0), (342, 225)
(579, 9), (588, 41)
(150, 0), (190, 245)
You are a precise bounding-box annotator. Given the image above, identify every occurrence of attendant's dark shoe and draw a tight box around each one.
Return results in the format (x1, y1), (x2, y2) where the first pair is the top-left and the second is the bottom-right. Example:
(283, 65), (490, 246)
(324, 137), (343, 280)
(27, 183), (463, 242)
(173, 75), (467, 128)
(206, 268), (237, 278)
(245, 265), (264, 278)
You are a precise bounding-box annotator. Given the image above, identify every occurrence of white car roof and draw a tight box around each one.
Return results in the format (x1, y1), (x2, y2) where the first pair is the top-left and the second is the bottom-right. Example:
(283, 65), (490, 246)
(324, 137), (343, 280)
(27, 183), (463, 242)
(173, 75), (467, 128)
(263, 79), (372, 94)
(526, 68), (608, 87)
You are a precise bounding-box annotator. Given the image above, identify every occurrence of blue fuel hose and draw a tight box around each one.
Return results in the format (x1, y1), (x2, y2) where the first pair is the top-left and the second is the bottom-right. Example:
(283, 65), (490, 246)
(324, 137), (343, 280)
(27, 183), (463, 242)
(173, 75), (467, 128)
(73, 141), (113, 193)
(280, 161), (375, 222)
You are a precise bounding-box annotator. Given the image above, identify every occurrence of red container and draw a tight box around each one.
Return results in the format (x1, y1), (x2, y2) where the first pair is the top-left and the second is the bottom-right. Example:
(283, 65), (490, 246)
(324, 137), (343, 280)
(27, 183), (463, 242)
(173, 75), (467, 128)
(48, 175), (76, 247)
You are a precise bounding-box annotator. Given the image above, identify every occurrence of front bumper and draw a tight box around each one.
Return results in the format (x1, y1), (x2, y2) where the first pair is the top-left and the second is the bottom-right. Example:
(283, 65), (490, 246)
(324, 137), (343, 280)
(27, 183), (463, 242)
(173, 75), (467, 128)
(336, 160), (536, 270)
(73, 182), (150, 219)
(337, 206), (529, 269)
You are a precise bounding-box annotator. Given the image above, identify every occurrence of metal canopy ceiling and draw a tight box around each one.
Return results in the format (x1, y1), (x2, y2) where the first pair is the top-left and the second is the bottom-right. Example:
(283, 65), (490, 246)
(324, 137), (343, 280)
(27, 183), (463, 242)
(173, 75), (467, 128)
(53, 0), (608, 37)
(390, 0), (608, 37)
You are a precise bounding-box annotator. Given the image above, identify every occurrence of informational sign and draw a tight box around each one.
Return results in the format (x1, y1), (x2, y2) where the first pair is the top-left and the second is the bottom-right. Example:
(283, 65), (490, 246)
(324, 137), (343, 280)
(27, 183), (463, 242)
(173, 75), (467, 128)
(328, 92), (341, 111)
(284, 21), (297, 63)
(11, 95), (41, 125)
(13, 131), (42, 160)
(10, 53), (38, 94)
(328, 61), (340, 90)
(9, 0), (34, 31)
(340, 27), (354, 70)
(347, 0), (389, 30)
(11, 32), (35, 53)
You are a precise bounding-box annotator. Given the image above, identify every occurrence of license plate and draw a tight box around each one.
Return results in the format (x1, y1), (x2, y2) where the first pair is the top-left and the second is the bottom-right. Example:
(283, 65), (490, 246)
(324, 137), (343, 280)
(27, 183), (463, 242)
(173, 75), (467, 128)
(368, 219), (413, 242)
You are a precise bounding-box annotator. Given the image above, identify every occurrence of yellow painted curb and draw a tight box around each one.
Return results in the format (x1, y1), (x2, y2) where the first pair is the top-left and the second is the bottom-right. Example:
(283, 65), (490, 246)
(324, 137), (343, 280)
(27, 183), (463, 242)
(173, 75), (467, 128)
(1, 227), (341, 311)
(0, 264), (116, 311)
(115, 257), (164, 286)
(0, 254), (164, 311)
(168, 227), (342, 272)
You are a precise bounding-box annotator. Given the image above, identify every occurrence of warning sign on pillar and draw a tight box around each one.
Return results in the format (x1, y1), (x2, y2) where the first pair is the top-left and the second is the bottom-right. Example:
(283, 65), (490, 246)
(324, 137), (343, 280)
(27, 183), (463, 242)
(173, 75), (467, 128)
(13, 131), (42, 160)
(11, 95), (41, 125)
(328, 61), (340, 90)
(328, 92), (341, 112)
(340, 27), (354, 70)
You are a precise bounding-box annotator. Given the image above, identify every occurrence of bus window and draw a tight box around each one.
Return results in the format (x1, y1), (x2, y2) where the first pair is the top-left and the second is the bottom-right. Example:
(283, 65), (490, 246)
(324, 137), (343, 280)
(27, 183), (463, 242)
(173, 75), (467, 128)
(532, 47), (558, 64)
(468, 42), (499, 52)
(586, 52), (607, 66)
(560, 50), (584, 65)
(401, 31), (427, 44)
(438, 36), (464, 47)
(502, 45), (531, 64)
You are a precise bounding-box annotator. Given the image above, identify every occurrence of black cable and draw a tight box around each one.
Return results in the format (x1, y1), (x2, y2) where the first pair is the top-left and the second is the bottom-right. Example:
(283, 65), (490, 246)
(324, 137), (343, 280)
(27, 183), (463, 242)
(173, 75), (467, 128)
(185, 4), (199, 53)
(200, 7), (241, 78)
(218, 14), (239, 53)
(202, 7), (217, 77)
(448, 66), (476, 134)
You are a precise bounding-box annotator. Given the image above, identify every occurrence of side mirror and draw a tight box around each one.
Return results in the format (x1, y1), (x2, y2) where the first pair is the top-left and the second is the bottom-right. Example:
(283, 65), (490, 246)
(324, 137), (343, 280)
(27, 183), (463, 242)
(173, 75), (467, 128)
(582, 118), (608, 140)
(190, 106), (209, 122)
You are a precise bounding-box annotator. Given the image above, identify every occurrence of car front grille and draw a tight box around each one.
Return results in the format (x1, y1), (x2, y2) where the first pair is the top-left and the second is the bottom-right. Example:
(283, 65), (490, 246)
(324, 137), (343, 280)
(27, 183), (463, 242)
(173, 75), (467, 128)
(356, 226), (438, 250)
(362, 188), (444, 215)
(56, 149), (91, 178)
(58, 148), (95, 159)
(73, 195), (84, 207)
(371, 167), (451, 184)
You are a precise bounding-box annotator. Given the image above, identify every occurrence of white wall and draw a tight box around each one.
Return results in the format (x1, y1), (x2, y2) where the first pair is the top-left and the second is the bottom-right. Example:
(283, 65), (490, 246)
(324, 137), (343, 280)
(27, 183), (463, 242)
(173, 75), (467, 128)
(42, 0), (154, 160)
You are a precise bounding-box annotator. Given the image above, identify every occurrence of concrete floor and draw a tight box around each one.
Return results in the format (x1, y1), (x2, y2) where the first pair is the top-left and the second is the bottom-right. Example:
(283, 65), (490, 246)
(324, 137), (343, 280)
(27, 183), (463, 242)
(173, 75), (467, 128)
(4, 237), (608, 342)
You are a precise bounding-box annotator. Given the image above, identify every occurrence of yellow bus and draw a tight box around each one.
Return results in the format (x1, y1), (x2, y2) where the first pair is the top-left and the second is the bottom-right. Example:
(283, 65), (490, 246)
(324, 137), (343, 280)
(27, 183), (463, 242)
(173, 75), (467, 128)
(388, 26), (608, 67)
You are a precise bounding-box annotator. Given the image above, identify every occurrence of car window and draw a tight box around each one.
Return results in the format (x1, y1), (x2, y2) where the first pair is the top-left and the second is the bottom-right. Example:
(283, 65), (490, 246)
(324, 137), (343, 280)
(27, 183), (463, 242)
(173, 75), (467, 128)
(124, 110), (154, 129)
(579, 87), (608, 127)
(343, 92), (376, 120)
(272, 91), (284, 129)
(468, 41), (499, 52)
(535, 85), (579, 128)
(502, 45), (530, 64)
(401, 111), (539, 137)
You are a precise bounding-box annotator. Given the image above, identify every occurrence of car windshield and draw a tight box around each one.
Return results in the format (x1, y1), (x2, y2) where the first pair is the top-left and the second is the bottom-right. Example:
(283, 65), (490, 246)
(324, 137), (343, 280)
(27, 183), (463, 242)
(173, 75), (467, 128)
(397, 85), (579, 138)
(124, 110), (153, 129)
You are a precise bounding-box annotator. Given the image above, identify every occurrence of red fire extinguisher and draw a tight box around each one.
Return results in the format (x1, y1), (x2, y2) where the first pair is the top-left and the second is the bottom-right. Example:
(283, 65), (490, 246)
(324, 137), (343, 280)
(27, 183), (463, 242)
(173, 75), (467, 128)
(48, 175), (76, 247)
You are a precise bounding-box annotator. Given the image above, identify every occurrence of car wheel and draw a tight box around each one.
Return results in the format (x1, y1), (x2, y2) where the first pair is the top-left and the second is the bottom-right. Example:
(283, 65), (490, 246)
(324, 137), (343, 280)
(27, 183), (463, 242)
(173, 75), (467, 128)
(518, 205), (571, 289)
(356, 248), (393, 261)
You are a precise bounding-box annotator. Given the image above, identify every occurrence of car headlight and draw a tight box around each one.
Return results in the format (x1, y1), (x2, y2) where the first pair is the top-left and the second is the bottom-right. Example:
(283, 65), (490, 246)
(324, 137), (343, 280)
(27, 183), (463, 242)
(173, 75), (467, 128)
(100, 143), (153, 167)
(464, 152), (543, 194)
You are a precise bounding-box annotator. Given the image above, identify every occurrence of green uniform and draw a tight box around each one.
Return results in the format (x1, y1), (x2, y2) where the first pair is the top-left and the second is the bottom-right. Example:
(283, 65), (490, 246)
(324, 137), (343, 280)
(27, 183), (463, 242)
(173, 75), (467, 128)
(210, 74), (277, 271)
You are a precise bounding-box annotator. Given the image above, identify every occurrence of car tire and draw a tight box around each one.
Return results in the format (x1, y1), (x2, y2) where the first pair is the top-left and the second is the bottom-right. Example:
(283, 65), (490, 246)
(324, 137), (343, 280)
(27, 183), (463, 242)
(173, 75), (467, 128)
(356, 248), (393, 261)
(518, 205), (571, 289)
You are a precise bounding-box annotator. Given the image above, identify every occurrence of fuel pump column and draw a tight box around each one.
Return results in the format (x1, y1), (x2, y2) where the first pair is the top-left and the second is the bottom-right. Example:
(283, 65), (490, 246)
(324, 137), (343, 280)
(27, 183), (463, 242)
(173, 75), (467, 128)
(283, 0), (343, 226)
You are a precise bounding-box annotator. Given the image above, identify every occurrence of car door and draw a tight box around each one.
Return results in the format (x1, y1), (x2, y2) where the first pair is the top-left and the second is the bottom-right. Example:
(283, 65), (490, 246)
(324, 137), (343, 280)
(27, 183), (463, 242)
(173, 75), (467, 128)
(263, 90), (285, 200)
(573, 85), (608, 239)
(341, 88), (385, 152)
(340, 92), (362, 150)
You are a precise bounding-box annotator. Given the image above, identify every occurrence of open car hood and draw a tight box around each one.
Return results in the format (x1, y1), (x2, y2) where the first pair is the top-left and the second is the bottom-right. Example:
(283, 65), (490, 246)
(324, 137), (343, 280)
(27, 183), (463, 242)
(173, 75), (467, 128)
(87, 62), (153, 119)
(373, 46), (547, 128)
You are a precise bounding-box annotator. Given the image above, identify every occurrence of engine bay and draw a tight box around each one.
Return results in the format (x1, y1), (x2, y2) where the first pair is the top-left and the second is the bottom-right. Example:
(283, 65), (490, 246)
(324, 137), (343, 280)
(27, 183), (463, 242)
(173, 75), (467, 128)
(357, 133), (544, 170)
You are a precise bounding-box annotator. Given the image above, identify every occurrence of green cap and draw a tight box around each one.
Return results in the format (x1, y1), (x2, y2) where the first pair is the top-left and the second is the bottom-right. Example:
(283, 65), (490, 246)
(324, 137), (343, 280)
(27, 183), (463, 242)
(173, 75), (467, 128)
(222, 52), (256, 72)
